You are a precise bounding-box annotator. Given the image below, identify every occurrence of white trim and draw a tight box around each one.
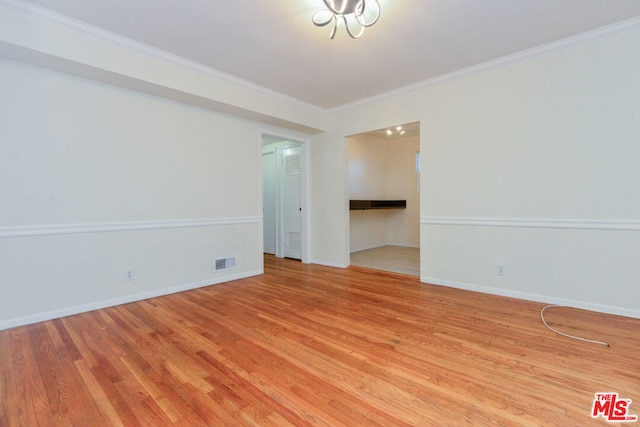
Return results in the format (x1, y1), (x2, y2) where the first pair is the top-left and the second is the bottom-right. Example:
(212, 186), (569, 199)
(311, 259), (349, 269)
(349, 243), (421, 254)
(0, 0), (324, 113)
(0, 269), (262, 331)
(421, 276), (640, 320)
(331, 16), (640, 113)
(387, 243), (421, 249)
(259, 128), (311, 146)
(0, 217), (261, 239)
(350, 243), (388, 253)
(421, 217), (640, 232)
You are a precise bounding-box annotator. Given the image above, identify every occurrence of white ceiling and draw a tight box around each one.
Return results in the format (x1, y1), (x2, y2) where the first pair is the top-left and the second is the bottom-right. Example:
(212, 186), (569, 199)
(364, 122), (421, 140)
(21, 0), (640, 110)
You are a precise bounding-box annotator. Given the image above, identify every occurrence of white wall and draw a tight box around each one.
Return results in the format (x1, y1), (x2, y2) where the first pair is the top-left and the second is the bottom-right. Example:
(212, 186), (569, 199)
(349, 134), (389, 251)
(386, 135), (420, 248)
(0, 3), (323, 329)
(313, 26), (640, 318)
(348, 134), (420, 252)
(0, 58), (264, 329)
(417, 28), (640, 318)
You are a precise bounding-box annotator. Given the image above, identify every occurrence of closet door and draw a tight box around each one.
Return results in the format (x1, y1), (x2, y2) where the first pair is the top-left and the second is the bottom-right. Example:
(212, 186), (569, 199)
(281, 146), (302, 260)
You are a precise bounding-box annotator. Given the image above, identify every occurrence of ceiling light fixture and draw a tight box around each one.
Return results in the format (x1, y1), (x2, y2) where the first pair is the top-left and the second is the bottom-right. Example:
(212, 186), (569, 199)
(386, 126), (406, 137)
(312, 0), (381, 39)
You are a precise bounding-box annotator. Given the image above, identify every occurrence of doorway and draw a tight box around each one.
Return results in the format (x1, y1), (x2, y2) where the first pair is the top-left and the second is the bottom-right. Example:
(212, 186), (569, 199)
(348, 122), (420, 275)
(262, 134), (308, 262)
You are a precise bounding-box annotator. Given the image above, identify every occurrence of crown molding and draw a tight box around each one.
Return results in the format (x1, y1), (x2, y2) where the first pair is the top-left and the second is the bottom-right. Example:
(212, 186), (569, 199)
(331, 16), (640, 113)
(0, 0), (325, 114)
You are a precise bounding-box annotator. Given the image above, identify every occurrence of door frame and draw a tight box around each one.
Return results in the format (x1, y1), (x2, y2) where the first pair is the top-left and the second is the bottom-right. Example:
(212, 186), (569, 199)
(260, 131), (310, 264)
(261, 149), (277, 255)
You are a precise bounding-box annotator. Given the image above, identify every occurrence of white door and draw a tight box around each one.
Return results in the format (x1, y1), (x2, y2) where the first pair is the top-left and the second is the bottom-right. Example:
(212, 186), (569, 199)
(281, 146), (302, 260)
(262, 151), (276, 254)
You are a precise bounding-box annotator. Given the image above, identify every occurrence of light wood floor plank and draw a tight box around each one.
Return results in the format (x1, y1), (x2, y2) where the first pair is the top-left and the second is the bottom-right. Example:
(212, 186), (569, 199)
(1, 255), (638, 425)
(350, 245), (420, 276)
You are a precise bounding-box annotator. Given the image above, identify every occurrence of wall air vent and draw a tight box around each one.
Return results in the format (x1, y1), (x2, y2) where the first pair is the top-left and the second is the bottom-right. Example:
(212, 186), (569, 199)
(287, 231), (301, 253)
(215, 256), (237, 271)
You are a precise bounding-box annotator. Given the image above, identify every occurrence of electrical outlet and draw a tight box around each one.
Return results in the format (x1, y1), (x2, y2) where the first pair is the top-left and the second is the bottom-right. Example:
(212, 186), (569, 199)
(126, 270), (135, 281)
(496, 265), (505, 276)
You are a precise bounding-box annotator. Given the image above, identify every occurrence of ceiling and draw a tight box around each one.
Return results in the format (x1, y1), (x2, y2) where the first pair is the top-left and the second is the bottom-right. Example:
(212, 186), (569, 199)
(21, 0), (640, 110)
(363, 122), (421, 141)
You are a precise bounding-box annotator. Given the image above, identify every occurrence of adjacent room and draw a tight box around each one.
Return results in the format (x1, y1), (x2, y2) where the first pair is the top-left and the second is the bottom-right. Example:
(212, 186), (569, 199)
(1, 0), (639, 425)
(349, 123), (421, 276)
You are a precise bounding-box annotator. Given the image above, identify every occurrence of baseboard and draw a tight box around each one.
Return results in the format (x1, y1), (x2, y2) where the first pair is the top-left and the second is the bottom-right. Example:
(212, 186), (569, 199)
(421, 276), (640, 319)
(350, 243), (387, 253)
(386, 243), (420, 249)
(0, 269), (262, 331)
(311, 259), (348, 269)
(351, 243), (420, 253)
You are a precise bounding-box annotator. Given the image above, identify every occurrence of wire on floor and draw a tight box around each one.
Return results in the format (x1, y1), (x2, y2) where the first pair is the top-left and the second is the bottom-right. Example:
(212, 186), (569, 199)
(540, 305), (611, 347)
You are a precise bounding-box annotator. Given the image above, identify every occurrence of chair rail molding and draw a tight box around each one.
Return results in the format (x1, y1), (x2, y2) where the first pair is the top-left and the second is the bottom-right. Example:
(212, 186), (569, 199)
(421, 217), (640, 231)
(0, 217), (261, 239)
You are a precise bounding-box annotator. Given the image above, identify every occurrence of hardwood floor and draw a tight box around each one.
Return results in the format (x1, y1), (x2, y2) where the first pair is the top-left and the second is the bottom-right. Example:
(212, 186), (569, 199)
(1, 255), (639, 426)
